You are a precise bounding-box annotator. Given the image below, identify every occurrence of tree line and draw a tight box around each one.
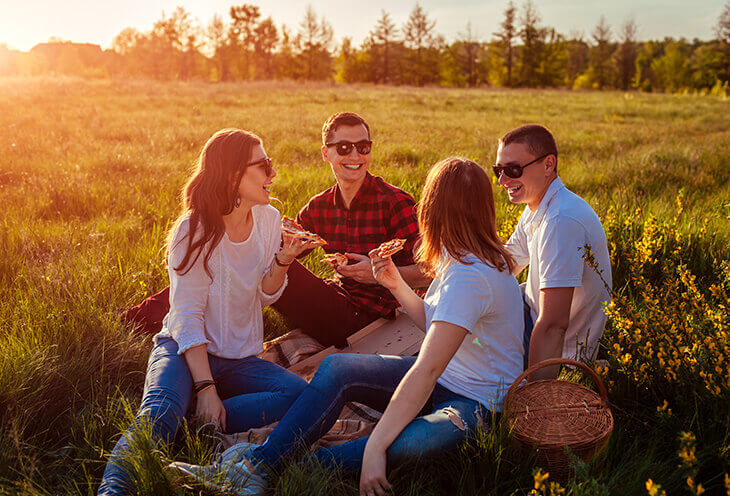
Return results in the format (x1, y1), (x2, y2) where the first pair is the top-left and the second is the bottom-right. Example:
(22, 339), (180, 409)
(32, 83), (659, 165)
(1, 1), (729, 94)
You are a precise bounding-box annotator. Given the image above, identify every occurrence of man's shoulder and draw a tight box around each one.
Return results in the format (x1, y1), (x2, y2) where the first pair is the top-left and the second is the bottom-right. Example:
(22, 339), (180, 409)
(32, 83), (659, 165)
(369, 175), (415, 204)
(545, 186), (602, 228)
(301, 184), (337, 210)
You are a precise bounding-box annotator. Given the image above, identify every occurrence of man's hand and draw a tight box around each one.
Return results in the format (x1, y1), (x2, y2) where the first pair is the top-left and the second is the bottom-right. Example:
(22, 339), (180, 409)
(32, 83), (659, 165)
(195, 386), (227, 432)
(359, 444), (392, 496)
(337, 253), (377, 284)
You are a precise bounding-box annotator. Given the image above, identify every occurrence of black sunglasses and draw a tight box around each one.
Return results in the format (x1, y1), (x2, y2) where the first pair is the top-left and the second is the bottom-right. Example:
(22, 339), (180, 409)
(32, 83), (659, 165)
(325, 140), (372, 156)
(248, 157), (274, 176)
(492, 153), (551, 179)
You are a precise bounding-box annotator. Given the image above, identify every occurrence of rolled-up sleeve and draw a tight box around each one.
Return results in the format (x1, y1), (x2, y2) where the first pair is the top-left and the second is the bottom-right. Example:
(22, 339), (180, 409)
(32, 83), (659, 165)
(166, 220), (213, 355)
(258, 208), (288, 306)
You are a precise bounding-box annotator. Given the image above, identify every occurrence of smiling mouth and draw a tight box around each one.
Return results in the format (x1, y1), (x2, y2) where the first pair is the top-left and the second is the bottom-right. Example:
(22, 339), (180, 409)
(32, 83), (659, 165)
(343, 163), (363, 170)
(507, 185), (522, 194)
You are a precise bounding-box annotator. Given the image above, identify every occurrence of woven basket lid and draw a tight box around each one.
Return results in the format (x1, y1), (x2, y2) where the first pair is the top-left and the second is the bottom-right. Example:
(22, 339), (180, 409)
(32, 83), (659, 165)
(505, 358), (614, 449)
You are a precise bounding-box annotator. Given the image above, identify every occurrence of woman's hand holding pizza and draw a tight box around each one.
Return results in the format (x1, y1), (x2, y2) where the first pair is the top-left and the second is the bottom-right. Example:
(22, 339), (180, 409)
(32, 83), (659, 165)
(368, 248), (403, 292)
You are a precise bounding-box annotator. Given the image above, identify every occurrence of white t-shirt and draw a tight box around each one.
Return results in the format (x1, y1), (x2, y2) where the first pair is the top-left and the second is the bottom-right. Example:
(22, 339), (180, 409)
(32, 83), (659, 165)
(506, 177), (612, 361)
(155, 204), (287, 359)
(425, 254), (524, 412)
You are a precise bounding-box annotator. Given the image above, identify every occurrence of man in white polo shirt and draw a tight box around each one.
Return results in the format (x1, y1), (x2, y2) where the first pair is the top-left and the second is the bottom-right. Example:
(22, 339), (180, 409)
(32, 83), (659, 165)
(494, 124), (612, 380)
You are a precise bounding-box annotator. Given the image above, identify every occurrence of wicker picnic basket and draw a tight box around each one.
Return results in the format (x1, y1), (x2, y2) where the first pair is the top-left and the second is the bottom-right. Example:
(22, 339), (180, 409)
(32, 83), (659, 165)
(503, 358), (614, 481)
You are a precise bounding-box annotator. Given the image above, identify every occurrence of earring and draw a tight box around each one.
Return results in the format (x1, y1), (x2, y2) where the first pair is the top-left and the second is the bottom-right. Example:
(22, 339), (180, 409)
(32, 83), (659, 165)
(234, 194), (241, 208)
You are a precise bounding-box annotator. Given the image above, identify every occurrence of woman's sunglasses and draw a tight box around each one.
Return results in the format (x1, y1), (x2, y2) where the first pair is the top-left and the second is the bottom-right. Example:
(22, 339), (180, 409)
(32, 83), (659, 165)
(325, 140), (372, 156)
(248, 157), (274, 176)
(492, 153), (551, 179)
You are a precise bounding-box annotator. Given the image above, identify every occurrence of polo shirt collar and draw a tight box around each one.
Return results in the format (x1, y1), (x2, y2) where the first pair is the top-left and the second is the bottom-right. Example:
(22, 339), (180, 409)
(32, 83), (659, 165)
(333, 172), (376, 210)
(527, 177), (565, 229)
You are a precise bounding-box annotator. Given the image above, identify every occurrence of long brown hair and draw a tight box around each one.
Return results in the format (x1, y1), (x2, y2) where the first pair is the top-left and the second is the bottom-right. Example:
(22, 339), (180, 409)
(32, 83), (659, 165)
(415, 157), (516, 276)
(167, 128), (262, 277)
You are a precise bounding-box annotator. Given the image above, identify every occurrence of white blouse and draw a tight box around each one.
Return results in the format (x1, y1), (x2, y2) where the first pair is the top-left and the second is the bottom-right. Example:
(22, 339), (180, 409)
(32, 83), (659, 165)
(154, 204), (286, 359)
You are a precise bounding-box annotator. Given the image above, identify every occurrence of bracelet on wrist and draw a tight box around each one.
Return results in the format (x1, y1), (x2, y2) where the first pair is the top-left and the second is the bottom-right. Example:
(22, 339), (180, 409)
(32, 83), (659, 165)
(274, 253), (294, 267)
(194, 380), (216, 394)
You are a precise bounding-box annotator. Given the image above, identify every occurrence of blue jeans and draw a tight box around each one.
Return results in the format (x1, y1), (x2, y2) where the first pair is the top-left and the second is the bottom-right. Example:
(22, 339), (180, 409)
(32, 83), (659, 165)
(250, 353), (491, 473)
(98, 337), (307, 495)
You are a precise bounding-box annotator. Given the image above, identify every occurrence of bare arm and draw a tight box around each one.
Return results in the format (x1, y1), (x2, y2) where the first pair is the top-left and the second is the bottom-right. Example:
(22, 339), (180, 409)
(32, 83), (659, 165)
(261, 235), (317, 295)
(527, 286), (575, 381)
(337, 255), (431, 289)
(369, 251), (427, 330)
(183, 344), (227, 430)
(398, 263), (432, 288)
(359, 321), (467, 495)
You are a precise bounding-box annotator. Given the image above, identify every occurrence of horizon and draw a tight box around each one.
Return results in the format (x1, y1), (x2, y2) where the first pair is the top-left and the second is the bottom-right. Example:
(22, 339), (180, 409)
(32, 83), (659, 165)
(0, 0), (726, 53)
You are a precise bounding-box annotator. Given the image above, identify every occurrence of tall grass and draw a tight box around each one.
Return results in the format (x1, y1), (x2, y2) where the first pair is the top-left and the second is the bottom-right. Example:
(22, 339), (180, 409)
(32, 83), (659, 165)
(0, 78), (728, 494)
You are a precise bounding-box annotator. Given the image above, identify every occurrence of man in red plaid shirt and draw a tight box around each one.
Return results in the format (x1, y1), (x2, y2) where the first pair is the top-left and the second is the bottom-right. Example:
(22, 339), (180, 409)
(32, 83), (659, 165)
(122, 112), (429, 347)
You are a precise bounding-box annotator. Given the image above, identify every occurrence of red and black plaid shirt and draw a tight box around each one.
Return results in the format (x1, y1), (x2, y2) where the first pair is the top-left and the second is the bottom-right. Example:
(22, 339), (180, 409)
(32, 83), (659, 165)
(297, 173), (420, 318)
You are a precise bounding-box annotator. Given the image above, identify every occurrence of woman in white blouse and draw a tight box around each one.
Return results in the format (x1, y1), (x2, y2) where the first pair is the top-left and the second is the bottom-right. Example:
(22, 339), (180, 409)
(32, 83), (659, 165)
(98, 129), (311, 496)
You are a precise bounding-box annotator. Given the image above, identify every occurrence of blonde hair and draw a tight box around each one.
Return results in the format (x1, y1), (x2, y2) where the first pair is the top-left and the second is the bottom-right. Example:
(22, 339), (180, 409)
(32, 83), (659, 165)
(416, 157), (515, 276)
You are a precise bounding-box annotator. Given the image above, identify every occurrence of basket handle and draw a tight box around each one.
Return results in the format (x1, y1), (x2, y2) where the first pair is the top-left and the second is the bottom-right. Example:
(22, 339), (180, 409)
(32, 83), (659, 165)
(503, 358), (609, 413)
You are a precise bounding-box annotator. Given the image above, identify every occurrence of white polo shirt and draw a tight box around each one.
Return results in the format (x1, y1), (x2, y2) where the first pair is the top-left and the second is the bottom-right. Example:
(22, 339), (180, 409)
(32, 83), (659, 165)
(506, 178), (612, 360)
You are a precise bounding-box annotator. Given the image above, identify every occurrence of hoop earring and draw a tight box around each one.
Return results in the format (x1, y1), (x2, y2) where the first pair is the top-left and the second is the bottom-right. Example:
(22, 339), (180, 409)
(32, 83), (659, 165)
(234, 194), (241, 208)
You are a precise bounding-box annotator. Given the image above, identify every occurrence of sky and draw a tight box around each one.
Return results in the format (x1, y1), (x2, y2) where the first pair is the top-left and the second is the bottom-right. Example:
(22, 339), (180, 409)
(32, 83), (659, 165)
(0, 0), (726, 52)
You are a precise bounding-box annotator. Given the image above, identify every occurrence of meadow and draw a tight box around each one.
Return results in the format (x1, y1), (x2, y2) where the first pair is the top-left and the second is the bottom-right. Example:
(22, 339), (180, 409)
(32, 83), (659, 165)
(0, 78), (728, 495)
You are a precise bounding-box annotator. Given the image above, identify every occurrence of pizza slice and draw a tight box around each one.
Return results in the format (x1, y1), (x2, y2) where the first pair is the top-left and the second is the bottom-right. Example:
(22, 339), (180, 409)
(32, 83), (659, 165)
(281, 217), (327, 247)
(321, 253), (348, 267)
(377, 238), (406, 258)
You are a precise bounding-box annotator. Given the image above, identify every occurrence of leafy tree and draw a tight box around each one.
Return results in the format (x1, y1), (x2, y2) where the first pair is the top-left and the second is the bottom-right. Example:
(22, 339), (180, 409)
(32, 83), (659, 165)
(370, 10), (399, 83)
(493, 1), (517, 86)
(518, 0), (542, 86)
(564, 32), (589, 87)
(615, 18), (638, 90)
(590, 16), (613, 88)
(402, 3), (438, 86)
(253, 17), (278, 79)
(715, 2), (730, 82)
(229, 4), (261, 79)
(690, 42), (726, 88)
(633, 40), (661, 91)
(205, 14), (228, 81)
(652, 40), (691, 92)
(297, 6), (333, 80)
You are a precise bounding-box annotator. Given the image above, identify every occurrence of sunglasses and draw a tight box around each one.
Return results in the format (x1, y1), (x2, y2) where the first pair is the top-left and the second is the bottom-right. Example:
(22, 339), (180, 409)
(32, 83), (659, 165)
(248, 157), (274, 176)
(325, 140), (372, 156)
(492, 153), (551, 179)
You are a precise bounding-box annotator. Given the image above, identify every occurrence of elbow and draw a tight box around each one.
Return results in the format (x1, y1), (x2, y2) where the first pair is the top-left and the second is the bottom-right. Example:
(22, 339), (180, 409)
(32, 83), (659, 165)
(410, 361), (445, 385)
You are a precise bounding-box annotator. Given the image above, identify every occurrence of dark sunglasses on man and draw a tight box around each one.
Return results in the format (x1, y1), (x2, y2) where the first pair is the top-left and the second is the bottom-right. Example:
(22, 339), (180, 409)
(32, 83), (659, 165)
(325, 140), (372, 156)
(492, 152), (552, 179)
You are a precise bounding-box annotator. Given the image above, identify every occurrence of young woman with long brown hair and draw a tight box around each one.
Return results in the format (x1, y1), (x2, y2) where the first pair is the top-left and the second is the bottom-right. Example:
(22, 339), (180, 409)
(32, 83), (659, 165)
(98, 129), (313, 496)
(168, 157), (526, 496)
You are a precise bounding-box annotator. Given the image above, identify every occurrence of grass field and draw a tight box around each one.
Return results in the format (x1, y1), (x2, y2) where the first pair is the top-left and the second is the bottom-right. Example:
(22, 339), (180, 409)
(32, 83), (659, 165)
(0, 78), (729, 495)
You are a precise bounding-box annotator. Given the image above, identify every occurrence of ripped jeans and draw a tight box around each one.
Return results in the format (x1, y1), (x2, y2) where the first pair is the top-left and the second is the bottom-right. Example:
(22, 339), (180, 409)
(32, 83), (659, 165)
(250, 353), (492, 473)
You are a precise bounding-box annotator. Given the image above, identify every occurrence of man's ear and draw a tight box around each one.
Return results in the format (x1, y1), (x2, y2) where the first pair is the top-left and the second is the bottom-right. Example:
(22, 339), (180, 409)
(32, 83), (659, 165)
(544, 154), (557, 176)
(321, 144), (329, 162)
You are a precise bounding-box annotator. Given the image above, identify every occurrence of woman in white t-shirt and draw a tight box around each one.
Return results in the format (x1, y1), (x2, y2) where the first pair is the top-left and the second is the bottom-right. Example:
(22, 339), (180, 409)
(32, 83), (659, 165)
(167, 157), (525, 496)
(98, 129), (313, 496)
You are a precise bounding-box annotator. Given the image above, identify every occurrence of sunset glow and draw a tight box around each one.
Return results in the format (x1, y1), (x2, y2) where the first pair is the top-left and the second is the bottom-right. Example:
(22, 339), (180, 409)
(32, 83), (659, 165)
(0, 0), (725, 52)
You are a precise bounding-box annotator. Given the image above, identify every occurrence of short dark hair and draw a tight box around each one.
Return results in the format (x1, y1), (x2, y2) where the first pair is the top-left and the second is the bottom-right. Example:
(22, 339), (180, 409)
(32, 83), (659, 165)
(499, 124), (559, 160)
(321, 112), (371, 144)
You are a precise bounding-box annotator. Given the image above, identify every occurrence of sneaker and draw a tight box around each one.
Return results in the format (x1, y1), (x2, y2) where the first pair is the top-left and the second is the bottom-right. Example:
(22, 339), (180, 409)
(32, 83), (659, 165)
(219, 442), (259, 465)
(167, 456), (267, 496)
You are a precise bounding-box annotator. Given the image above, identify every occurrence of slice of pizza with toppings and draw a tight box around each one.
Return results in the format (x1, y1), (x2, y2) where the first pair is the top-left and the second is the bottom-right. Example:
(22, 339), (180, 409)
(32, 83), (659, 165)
(377, 238), (406, 258)
(281, 217), (327, 247)
(321, 253), (348, 267)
